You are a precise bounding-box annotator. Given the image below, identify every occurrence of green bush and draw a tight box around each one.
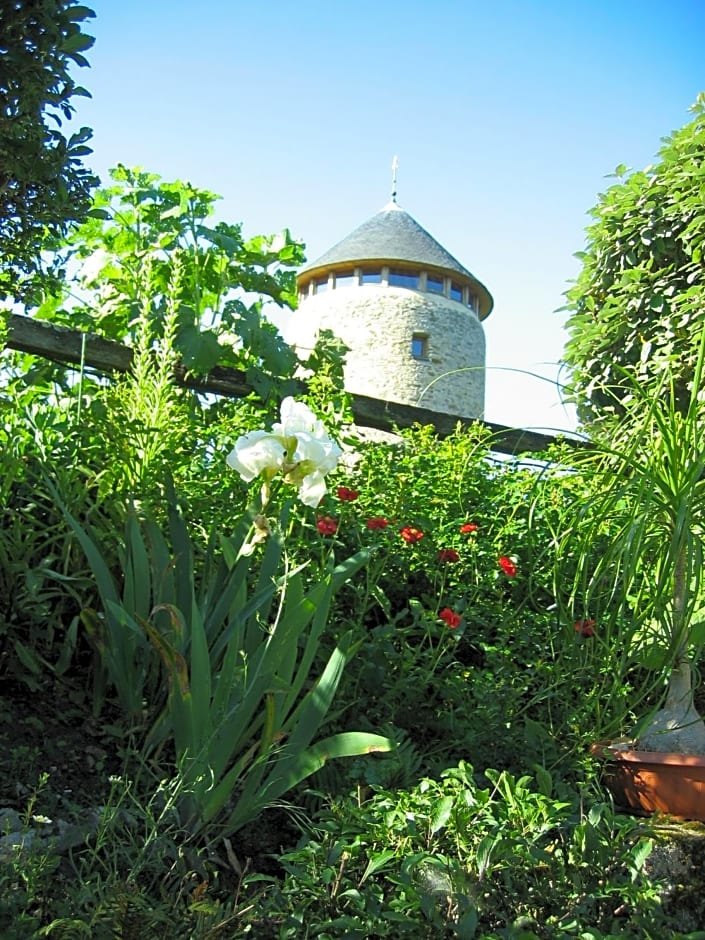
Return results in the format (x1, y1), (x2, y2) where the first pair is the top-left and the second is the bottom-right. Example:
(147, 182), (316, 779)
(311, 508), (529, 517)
(248, 761), (665, 938)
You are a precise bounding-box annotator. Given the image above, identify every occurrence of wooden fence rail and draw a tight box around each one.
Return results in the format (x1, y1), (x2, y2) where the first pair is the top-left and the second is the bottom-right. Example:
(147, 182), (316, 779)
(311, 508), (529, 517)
(4, 314), (586, 457)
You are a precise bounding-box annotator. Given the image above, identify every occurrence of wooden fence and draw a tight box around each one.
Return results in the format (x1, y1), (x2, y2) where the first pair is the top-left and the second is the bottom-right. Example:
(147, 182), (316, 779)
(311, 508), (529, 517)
(4, 314), (587, 457)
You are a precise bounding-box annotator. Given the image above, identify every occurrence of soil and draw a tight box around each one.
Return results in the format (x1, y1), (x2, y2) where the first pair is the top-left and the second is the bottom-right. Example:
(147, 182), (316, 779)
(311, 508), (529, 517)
(0, 673), (120, 813)
(0, 669), (299, 874)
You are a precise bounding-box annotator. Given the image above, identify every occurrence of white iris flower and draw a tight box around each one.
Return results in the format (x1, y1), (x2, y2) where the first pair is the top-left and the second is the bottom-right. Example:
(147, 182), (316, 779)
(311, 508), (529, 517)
(227, 397), (342, 507)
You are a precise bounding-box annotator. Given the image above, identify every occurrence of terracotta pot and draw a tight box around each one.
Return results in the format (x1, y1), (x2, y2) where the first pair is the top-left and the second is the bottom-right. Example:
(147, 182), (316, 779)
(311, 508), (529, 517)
(591, 742), (705, 821)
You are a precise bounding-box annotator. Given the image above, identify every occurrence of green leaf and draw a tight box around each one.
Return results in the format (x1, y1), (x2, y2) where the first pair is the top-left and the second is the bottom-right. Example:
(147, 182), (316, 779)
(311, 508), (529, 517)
(532, 764), (553, 798)
(13, 639), (41, 675)
(688, 619), (705, 648)
(255, 731), (395, 809)
(359, 849), (396, 884)
(62, 32), (95, 53)
(65, 6), (96, 22)
(124, 510), (151, 620)
(630, 838), (653, 872)
(177, 324), (224, 372)
(430, 795), (454, 834)
(160, 204), (185, 220)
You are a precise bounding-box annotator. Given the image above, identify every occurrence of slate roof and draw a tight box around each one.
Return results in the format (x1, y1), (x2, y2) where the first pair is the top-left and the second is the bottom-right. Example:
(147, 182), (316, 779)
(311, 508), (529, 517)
(300, 201), (472, 276)
(299, 201), (493, 318)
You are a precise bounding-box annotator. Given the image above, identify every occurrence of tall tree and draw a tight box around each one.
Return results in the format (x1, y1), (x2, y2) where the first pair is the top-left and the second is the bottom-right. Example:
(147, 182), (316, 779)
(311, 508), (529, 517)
(0, 0), (98, 303)
(562, 95), (705, 427)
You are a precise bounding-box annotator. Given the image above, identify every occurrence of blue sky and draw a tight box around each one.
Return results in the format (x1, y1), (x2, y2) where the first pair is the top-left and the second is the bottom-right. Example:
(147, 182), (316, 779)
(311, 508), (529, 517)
(75, 0), (704, 432)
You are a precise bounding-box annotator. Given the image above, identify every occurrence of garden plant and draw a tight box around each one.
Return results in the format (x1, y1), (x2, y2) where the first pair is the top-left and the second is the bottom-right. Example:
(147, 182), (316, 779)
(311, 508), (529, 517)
(2, 14), (705, 930)
(559, 96), (705, 754)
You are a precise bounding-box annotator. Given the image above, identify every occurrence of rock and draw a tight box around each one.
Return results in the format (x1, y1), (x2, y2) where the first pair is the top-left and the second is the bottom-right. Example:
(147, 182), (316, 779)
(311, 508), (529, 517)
(647, 823), (705, 932)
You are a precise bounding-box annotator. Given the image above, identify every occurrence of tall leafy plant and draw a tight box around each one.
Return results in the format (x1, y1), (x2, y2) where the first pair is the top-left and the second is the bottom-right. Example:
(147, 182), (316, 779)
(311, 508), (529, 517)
(60, 485), (392, 835)
(559, 99), (705, 751)
(57, 398), (394, 836)
(35, 165), (304, 395)
(553, 335), (705, 752)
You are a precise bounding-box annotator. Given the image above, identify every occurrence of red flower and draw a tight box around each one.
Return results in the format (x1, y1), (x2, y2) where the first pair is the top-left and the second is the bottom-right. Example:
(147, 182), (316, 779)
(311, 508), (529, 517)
(438, 548), (460, 563)
(460, 523), (479, 534)
(337, 486), (359, 502)
(574, 619), (596, 638)
(316, 515), (338, 536)
(439, 607), (462, 629)
(498, 555), (517, 577)
(366, 516), (390, 530)
(400, 525), (424, 544)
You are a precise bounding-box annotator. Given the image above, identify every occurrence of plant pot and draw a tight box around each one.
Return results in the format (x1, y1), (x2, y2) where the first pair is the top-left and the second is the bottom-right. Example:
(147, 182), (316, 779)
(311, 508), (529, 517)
(591, 742), (705, 821)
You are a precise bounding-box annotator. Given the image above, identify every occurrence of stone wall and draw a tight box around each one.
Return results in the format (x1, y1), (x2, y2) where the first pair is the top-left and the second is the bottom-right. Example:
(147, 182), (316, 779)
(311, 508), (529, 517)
(290, 285), (486, 419)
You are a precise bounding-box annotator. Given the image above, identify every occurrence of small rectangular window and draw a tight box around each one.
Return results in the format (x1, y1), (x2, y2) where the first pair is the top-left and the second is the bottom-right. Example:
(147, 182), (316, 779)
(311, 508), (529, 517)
(335, 272), (356, 289)
(450, 282), (462, 302)
(411, 333), (428, 359)
(427, 276), (444, 294)
(389, 269), (419, 289)
(467, 293), (478, 312)
(315, 277), (329, 293)
(361, 270), (382, 285)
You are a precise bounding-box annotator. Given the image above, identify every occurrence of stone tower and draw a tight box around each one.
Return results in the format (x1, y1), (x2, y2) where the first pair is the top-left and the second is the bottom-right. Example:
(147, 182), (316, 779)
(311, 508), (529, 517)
(291, 197), (493, 419)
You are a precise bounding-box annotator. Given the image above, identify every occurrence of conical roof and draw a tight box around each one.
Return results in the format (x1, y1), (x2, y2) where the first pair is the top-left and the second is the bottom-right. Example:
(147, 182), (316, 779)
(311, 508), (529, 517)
(299, 201), (493, 318)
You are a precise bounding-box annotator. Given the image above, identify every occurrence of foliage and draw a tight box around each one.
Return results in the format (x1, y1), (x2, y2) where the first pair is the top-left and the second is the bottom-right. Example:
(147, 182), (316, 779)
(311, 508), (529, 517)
(548, 331), (705, 751)
(562, 94), (705, 425)
(0, 764), (263, 938)
(0, 773), (61, 938)
(2, 394), (704, 932)
(34, 165), (305, 395)
(292, 424), (638, 772)
(249, 761), (665, 938)
(554, 380), (705, 664)
(54, 418), (393, 835)
(0, 388), (119, 687)
(0, 0), (98, 303)
(0, 165), (356, 696)
(7, 142), (705, 920)
(0, 270), (191, 679)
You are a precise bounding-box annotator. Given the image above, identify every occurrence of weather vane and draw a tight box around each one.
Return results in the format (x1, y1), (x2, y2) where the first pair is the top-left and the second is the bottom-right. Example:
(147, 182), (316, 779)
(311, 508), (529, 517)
(391, 155), (399, 203)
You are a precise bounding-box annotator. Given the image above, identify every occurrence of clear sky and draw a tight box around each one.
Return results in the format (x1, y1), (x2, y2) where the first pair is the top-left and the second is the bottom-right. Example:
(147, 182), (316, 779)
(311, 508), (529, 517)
(74, 0), (704, 433)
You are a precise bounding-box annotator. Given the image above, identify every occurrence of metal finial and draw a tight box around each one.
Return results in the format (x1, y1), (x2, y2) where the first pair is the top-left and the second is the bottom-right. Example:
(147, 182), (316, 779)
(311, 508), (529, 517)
(391, 155), (399, 203)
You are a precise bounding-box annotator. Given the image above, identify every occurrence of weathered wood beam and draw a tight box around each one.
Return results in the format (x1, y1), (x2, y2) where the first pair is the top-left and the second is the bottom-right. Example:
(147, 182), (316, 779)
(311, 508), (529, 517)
(347, 394), (580, 455)
(4, 314), (584, 455)
(5, 313), (255, 397)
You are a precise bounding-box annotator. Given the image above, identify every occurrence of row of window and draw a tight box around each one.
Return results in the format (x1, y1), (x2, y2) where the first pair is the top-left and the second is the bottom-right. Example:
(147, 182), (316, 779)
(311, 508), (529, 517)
(300, 267), (479, 312)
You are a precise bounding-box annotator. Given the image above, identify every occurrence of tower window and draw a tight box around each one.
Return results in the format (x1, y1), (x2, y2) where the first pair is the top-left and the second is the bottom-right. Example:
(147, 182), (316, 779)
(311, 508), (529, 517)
(335, 272), (356, 288)
(314, 277), (329, 293)
(389, 269), (419, 289)
(411, 333), (429, 359)
(361, 269), (382, 285)
(427, 276), (444, 294)
(450, 282), (463, 302)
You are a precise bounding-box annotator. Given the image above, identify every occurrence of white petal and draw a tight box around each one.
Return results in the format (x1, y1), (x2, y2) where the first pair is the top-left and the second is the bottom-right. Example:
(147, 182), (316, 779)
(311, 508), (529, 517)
(293, 431), (342, 471)
(276, 397), (323, 437)
(298, 471), (328, 507)
(226, 431), (286, 481)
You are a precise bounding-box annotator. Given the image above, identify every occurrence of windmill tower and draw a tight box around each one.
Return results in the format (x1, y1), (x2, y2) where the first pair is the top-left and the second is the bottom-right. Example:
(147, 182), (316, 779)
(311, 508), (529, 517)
(290, 172), (493, 420)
